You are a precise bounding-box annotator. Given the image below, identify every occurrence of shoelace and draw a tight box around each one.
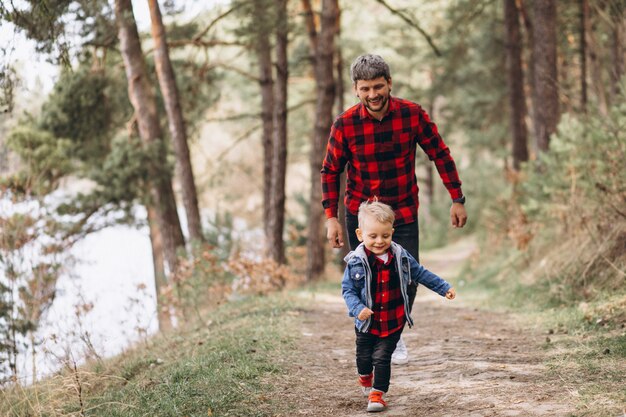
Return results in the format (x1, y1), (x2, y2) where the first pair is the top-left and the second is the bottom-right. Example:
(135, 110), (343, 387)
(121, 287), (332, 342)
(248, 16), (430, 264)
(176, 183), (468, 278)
(368, 391), (387, 406)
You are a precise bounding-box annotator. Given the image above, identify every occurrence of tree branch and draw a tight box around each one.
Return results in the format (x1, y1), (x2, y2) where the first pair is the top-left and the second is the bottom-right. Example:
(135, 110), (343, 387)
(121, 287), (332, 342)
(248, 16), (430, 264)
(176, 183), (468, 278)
(374, 0), (442, 57)
(209, 61), (260, 81)
(168, 39), (247, 49)
(193, 4), (244, 42)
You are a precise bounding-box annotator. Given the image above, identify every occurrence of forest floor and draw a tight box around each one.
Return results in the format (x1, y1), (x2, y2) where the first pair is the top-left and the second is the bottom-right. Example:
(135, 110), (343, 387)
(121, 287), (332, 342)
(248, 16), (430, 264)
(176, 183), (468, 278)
(275, 239), (578, 417)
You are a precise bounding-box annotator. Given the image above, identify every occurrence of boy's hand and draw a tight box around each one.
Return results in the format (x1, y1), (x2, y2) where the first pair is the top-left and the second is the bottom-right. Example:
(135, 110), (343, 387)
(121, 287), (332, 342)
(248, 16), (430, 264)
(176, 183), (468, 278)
(357, 307), (374, 321)
(445, 288), (456, 300)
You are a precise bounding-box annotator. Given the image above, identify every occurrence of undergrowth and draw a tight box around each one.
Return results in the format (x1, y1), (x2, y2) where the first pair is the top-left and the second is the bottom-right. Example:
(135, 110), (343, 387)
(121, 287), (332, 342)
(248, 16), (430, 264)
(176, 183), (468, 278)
(463, 103), (626, 416)
(0, 294), (306, 417)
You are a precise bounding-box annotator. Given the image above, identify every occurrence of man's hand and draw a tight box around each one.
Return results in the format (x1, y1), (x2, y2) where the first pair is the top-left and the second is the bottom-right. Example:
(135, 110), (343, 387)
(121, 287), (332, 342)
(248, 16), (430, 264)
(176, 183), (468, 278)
(326, 217), (345, 248)
(450, 203), (468, 228)
(445, 288), (456, 300)
(357, 307), (374, 321)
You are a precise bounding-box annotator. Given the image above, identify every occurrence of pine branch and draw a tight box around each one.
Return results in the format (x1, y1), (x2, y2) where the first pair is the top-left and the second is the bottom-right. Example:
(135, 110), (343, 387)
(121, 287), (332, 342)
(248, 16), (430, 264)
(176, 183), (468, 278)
(193, 4), (244, 42)
(374, 0), (442, 57)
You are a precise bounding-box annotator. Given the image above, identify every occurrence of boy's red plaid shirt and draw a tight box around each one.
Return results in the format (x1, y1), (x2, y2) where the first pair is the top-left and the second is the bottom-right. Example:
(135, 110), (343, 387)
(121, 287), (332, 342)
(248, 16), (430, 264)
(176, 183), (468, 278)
(321, 96), (463, 226)
(366, 249), (405, 337)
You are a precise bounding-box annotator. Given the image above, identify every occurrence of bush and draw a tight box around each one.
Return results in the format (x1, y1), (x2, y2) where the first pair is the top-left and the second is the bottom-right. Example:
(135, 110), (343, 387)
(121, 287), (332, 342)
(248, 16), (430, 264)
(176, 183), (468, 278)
(468, 101), (626, 312)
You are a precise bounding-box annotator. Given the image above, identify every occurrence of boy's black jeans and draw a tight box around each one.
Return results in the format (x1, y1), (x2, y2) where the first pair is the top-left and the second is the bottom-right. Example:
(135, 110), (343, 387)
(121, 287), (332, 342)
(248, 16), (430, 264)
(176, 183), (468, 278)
(346, 212), (419, 309)
(355, 327), (404, 392)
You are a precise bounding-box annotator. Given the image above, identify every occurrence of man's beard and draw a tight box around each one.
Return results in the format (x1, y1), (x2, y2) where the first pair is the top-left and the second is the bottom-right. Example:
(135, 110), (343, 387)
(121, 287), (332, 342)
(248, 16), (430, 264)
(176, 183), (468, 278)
(364, 94), (389, 112)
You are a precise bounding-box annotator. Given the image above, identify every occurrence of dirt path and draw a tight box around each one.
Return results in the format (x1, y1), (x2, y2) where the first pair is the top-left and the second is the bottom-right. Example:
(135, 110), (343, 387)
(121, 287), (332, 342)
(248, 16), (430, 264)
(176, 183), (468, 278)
(279, 239), (576, 416)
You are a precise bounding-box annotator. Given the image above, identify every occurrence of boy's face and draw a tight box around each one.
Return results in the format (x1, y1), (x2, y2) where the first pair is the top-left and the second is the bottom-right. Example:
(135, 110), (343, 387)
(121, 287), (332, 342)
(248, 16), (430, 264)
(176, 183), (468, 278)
(356, 215), (394, 256)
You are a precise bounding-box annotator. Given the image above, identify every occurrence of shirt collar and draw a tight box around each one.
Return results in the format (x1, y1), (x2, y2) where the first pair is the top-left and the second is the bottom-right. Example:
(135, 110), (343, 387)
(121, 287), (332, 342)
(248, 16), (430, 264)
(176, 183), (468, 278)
(364, 247), (394, 266)
(358, 96), (398, 120)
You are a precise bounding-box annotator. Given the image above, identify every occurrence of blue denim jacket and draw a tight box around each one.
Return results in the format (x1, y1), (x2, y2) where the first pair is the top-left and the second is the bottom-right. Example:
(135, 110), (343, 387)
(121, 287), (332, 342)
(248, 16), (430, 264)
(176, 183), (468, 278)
(341, 241), (452, 333)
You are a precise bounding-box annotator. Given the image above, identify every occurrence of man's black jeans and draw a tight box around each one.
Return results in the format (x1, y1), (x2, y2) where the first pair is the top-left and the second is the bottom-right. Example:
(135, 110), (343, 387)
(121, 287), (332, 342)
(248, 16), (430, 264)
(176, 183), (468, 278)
(355, 327), (404, 392)
(346, 212), (419, 309)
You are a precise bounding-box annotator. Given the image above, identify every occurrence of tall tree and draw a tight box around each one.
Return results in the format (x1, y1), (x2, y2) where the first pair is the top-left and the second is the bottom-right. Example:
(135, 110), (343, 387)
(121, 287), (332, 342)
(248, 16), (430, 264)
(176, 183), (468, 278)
(504, 0), (529, 169)
(114, 0), (185, 286)
(303, 0), (338, 280)
(147, 206), (172, 330)
(252, 0), (276, 248)
(148, 0), (204, 243)
(608, 0), (625, 101)
(580, 0), (589, 112)
(531, 0), (559, 152)
(334, 5), (349, 261)
(268, 0), (289, 264)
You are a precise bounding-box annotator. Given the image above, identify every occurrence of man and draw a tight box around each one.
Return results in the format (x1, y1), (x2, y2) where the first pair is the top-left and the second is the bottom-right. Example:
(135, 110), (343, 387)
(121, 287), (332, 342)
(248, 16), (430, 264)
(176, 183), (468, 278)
(321, 54), (467, 365)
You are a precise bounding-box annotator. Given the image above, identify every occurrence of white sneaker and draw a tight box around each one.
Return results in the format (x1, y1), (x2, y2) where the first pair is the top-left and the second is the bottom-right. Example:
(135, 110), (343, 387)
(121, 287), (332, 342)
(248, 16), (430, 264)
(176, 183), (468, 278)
(367, 390), (387, 412)
(391, 336), (409, 365)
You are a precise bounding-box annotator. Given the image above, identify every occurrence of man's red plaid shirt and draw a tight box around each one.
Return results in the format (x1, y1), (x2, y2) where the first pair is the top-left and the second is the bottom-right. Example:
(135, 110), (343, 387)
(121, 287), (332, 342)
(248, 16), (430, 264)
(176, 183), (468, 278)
(321, 96), (463, 226)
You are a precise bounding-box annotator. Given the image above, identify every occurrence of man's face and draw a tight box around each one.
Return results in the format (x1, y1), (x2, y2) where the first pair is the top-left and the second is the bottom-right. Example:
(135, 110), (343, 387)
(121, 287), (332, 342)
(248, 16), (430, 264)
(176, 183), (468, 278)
(354, 76), (392, 116)
(356, 215), (394, 256)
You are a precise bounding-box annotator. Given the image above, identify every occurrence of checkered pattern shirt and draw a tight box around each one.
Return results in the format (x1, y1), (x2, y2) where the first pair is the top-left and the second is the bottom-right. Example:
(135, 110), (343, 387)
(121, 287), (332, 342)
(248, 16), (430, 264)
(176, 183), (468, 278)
(366, 249), (405, 337)
(321, 96), (463, 225)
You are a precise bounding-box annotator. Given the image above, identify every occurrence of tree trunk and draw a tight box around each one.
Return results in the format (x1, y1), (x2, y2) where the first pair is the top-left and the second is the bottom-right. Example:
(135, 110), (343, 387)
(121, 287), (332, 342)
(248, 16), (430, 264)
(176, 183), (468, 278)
(254, 0), (275, 249)
(531, 0), (559, 152)
(147, 206), (172, 331)
(518, 0), (536, 156)
(587, 4), (609, 116)
(609, 0), (625, 101)
(148, 0), (204, 243)
(268, 0), (288, 264)
(115, 0), (185, 278)
(504, 0), (529, 170)
(335, 7), (345, 116)
(306, 0), (338, 281)
(334, 6), (349, 261)
(580, 0), (589, 112)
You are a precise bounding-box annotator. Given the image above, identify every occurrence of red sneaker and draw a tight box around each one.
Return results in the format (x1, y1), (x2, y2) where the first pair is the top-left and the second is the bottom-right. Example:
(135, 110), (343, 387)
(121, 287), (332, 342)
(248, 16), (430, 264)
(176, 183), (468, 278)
(367, 390), (387, 412)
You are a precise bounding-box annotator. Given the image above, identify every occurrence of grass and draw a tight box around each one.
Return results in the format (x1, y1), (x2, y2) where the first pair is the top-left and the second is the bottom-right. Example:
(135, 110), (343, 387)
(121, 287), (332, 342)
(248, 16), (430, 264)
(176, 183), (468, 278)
(461, 242), (626, 417)
(0, 293), (307, 417)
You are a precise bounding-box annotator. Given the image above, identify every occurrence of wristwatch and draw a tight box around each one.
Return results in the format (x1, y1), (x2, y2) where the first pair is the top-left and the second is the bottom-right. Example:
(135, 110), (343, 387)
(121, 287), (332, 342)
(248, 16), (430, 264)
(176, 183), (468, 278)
(453, 195), (466, 204)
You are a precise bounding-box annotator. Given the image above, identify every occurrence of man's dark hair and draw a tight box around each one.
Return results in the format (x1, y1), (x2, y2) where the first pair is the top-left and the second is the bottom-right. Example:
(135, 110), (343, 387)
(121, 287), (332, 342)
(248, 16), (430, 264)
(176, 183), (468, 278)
(350, 54), (391, 84)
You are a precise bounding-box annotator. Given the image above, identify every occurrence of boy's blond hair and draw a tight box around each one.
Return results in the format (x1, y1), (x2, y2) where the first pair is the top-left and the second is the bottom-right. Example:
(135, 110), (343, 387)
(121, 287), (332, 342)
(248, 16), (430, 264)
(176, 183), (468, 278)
(358, 200), (395, 228)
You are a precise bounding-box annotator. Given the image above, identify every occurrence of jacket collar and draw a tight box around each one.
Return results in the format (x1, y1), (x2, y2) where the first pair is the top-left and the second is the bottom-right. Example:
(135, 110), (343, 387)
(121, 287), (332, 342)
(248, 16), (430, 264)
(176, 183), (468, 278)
(344, 241), (405, 264)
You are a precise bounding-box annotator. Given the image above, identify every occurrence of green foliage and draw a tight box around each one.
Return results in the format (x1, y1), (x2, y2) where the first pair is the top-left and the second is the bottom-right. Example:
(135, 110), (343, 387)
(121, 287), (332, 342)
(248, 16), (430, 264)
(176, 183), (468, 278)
(467, 101), (626, 311)
(38, 68), (122, 164)
(1, 0), (115, 64)
(90, 132), (155, 205)
(4, 125), (73, 195)
(433, 0), (508, 160)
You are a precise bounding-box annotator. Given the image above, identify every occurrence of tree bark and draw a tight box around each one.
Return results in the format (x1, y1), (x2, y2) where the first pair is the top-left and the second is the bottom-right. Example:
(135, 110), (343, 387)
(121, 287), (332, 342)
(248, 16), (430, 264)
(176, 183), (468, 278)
(335, 6), (345, 116)
(504, 0), (529, 170)
(147, 206), (172, 331)
(254, 0), (275, 247)
(148, 0), (204, 243)
(334, 5), (349, 262)
(305, 0), (338, 281)
(115, 0), (185, 279)
(268, 0), (288, 264)
(580, 0), (589, 112)
(587, 3), (609, 116)
(518, 0), (537, 156)
(609, 0), (625, 101)
(531, 0), (559, 152)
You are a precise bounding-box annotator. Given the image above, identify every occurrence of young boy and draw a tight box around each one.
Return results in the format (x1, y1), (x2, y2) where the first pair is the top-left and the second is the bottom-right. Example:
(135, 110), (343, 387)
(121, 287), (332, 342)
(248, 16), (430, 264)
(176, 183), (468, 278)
(341, 201), (456, 412)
